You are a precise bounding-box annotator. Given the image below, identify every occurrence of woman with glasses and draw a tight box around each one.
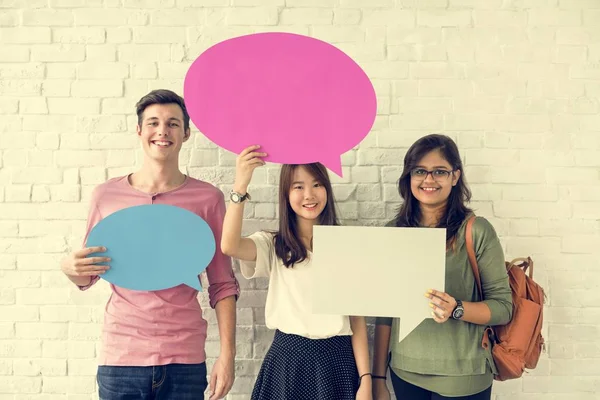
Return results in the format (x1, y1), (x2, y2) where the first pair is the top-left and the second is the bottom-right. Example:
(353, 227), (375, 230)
(371, 134), (513, 400)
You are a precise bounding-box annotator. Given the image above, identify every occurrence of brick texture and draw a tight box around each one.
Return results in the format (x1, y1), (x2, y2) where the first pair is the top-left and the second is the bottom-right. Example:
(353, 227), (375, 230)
(0, 1), (598, 399)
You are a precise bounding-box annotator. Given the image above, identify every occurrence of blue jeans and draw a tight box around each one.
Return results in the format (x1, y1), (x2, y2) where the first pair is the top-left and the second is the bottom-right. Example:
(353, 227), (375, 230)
(97, 363), (208, 400)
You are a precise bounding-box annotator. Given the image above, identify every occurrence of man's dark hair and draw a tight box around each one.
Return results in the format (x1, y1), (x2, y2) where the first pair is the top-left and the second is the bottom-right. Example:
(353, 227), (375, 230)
(135, 89), (190, 132)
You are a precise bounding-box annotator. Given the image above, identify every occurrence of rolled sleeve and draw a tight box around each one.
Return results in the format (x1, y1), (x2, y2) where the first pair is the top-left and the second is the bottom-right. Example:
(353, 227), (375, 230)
(239, 231), (274, 280)
(78, 275), (100, 291)
(207, 278), (240, 309)
(205, 192), (240, 309)
(475, 217), (513, 326)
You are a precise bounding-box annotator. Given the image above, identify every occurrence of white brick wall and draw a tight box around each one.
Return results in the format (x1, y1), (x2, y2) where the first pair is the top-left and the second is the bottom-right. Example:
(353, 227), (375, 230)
(1, 1), (599, 399)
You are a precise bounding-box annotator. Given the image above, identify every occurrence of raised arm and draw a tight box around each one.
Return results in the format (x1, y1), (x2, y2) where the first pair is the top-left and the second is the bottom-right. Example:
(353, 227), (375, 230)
(220, 145), (266, 262)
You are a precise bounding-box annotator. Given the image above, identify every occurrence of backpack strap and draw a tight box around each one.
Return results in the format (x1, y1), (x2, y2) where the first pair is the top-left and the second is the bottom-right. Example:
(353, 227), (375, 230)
(465, 215), (495, 349)
(465, 215), (483, 298)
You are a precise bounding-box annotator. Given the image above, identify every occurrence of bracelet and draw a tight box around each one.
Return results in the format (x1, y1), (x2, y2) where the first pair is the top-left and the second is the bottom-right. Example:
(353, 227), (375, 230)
(358, 372), (371, 385)
(372, 374), (387, 380)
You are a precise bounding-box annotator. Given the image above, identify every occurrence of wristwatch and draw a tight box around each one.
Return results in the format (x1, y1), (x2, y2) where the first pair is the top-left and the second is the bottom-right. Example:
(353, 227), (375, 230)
(230, 190), (251, 204)
(452, 300), (464, 320)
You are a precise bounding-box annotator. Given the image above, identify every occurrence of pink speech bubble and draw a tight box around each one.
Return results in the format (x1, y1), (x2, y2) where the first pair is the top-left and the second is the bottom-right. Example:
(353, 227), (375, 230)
(183, 32), (377, 176)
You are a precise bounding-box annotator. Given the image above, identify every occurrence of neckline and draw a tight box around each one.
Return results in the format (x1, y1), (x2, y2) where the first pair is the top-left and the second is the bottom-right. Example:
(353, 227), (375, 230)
(125, 173), (190, 196)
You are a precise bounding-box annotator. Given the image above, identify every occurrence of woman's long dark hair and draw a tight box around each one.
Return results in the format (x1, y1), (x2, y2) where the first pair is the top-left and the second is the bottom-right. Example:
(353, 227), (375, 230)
(274, 163), (339, 267)
(392, 134), (472, 244)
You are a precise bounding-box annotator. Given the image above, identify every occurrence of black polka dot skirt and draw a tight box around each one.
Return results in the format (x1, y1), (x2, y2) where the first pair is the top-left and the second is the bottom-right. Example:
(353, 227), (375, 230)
(251, 330), (359, 400)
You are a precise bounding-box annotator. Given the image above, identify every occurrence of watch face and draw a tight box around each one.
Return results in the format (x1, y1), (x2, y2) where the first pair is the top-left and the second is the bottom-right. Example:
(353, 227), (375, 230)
(453, 308), (464, 319)
(230, 193), (240, 203)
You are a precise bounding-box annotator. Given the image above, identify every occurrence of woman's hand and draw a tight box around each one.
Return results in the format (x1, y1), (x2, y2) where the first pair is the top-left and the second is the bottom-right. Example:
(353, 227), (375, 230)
(356, 374), (372, 400)
(233, 145), (266, 194)
(425, 289), (457, 323)
(372, 379), (390, 400)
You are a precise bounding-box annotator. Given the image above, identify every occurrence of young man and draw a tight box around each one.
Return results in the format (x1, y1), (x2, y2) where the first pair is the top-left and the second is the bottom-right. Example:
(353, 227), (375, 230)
(60, 89), (239, 400)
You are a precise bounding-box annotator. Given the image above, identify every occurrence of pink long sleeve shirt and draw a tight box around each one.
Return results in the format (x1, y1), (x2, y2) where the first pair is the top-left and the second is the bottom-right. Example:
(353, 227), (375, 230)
(80, 175), (239, 366)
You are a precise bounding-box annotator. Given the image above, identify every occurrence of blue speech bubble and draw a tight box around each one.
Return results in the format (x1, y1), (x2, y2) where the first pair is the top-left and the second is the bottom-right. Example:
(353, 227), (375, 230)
(85, 204), (216, 291)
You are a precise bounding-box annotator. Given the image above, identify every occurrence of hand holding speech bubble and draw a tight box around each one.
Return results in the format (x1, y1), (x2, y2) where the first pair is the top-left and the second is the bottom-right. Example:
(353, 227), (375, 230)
(311, 225), (446, 342)
(183, 32), (377, 176)
(85, 204), (216, 291)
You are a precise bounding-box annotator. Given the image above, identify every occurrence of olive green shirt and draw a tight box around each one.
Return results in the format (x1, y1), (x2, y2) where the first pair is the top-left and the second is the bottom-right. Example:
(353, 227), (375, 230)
(377, 216), (513, 397)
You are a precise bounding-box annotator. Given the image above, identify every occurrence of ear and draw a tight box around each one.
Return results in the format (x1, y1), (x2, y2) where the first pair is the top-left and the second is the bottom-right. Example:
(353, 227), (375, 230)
(183, 128), (191, 142)
(452, 169), (461, 186)
(136, 124), (141, 137)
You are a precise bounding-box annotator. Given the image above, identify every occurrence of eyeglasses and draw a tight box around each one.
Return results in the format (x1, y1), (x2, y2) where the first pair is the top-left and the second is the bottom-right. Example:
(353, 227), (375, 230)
(410, 168), (455, 182)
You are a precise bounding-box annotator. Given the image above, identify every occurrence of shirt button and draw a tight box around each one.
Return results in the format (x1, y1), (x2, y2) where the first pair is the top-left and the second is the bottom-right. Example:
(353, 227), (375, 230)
(151, 195), (156, 200)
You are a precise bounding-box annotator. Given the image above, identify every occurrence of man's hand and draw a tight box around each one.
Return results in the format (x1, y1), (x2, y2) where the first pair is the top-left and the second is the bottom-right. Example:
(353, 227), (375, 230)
(61, 246), (110, 286)
(208, 353), (235, 400)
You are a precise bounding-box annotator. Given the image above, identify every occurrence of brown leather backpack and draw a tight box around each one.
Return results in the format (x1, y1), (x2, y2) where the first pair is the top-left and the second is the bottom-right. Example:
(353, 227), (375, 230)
(465, 216), (545, 381)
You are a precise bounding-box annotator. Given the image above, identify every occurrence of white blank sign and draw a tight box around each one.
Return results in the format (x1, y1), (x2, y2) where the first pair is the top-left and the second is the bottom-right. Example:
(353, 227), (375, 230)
(312, 225), (446, 342)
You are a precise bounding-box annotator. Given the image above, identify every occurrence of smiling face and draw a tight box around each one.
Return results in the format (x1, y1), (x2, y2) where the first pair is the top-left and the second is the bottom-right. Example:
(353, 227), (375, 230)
(410, 150), (461, 209)
(136, 103), (190, 164)
(288, 166), (328, 225)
